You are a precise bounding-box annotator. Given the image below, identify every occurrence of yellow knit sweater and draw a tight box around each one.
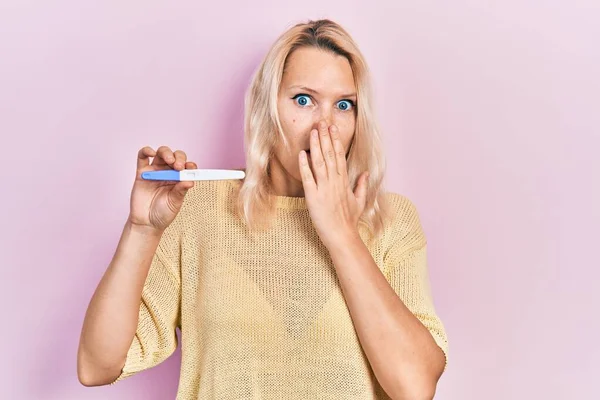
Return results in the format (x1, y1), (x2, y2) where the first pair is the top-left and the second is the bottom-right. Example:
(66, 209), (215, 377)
(111, 179), (448, 399)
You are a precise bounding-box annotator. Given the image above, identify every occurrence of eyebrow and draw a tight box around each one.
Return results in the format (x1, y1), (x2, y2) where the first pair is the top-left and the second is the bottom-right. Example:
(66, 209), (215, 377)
(288, 85), (357, 99)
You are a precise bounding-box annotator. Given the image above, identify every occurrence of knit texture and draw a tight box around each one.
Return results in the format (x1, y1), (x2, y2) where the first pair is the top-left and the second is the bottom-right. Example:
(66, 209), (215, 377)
(110, 179), (448, 399)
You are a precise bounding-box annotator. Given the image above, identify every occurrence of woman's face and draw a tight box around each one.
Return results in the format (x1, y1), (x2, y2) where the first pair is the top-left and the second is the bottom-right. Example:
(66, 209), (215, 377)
(270, 46), (357, 197)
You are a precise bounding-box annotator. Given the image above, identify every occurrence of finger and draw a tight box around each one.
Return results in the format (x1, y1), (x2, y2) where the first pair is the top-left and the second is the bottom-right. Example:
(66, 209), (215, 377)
(153, 145), (175, 166)
(299, 150), (316, 192)
(173, 150), (187, 171)
(185, 161), (197, 169)
(137, 146), (156, 170)
(309, 128), (327, 182)
(330, 125), (347, 179)
(318, 120), (336, 177)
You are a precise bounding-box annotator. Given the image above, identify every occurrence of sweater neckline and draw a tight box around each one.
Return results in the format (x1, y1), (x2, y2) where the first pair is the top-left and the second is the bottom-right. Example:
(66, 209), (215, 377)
(224, 178), (308, 210)
(275, 194), (307, 210)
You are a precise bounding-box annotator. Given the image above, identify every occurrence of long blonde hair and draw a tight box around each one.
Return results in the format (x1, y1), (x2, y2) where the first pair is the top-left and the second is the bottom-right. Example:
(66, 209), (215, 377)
(236, 19), (392, 240)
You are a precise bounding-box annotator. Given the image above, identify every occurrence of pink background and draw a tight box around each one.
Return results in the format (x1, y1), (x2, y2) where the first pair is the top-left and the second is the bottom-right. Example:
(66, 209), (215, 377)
(1, 1), (598, 399)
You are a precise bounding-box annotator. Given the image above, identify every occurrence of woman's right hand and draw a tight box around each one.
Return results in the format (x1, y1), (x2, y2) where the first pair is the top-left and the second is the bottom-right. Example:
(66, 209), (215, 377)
(128, 146), (197, 235)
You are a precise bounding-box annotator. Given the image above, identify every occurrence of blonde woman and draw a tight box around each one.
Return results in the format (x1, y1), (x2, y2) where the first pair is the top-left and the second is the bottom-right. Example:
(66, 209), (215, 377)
(77, 19), (448, 400)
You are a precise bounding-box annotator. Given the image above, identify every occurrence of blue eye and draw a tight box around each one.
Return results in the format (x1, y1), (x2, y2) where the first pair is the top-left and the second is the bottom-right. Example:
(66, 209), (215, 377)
(292, 94), (313, 107)
(337, 100), (354, 111)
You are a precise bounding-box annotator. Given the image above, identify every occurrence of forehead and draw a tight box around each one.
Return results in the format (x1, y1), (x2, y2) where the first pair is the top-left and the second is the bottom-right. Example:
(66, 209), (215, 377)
(281, 47), (355, 94)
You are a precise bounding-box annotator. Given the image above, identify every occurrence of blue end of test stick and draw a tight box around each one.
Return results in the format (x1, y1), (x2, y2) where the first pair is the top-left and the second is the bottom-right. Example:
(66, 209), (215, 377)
(141, 170), (180, 180)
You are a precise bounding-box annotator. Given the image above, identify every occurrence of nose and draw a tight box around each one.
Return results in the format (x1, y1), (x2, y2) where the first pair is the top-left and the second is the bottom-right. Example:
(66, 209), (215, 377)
(316, 104), (333, 128)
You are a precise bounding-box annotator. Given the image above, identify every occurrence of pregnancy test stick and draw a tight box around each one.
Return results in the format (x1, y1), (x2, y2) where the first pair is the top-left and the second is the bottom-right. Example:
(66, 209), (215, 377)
(141, 169), (245, 181)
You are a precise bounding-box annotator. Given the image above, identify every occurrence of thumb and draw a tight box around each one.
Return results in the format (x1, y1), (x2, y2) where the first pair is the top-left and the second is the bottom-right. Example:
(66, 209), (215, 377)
(353, 172), (369, 210)
(170, 181), (194, 204)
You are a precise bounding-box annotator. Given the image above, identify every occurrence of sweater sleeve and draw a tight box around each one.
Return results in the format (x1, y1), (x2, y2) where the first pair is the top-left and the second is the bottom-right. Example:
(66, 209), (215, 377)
(382, 195), (449, 371)
(109, 216), (183, 384)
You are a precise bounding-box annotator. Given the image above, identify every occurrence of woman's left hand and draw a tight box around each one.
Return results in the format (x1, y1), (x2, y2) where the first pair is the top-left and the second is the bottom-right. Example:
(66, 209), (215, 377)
(299, 120), (370, 249)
